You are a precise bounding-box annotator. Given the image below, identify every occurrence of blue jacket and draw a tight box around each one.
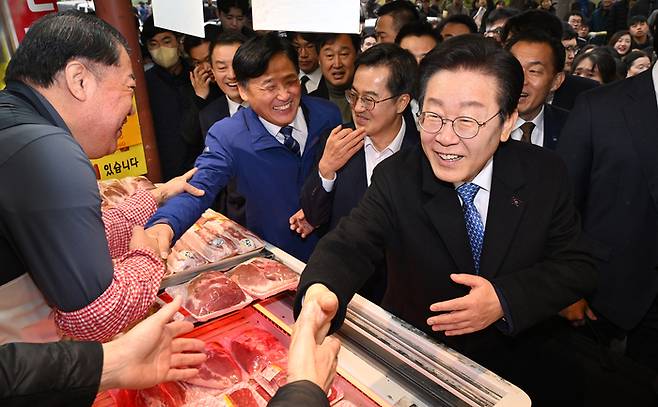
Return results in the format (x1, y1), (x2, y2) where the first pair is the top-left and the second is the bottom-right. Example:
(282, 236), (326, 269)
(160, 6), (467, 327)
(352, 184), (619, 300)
(147, 96), (342, 261)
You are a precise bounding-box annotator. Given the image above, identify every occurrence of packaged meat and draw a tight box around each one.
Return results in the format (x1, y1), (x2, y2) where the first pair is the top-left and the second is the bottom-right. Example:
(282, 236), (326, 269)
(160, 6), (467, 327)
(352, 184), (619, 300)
(181, 224), (240, 263)
(221, 384), (267, 407)
(228, 258), (299, 299)
(98, 176), (156, 210)
(199, 210), (264, 254)
(253, 364), (287, 397)
(230, 328), (288, 375)
(166, 270), (252, 321)
(166, 239), (207, 276)
(185, 341), (242, 390)
(112, 381), (186, 407)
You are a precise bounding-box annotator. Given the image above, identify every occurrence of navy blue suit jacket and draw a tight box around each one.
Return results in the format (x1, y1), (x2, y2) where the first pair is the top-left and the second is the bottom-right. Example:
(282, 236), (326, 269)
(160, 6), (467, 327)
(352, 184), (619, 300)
(147, 96), (342, 261)
(542, 103), (570, 150)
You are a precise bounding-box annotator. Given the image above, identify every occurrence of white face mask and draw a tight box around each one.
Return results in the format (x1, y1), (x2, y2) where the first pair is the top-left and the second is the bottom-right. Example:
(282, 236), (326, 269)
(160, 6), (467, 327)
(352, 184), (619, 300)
(149, 46), (180, 69)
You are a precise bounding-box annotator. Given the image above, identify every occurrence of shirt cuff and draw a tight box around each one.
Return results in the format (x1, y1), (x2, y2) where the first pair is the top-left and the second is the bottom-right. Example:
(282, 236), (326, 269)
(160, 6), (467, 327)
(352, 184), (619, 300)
(319, 171), (336, 193)
(494, 285), (514, 334)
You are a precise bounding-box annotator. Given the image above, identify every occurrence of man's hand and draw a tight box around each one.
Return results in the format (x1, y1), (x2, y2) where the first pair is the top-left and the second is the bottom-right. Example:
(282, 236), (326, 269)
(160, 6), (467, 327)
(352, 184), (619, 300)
(150, 168), (205, 206)
(129, 225), (161, 256)
(288, 286), (341, 392)
(189, 65), (212, 99)
(427, 274), (504, 336)
(289, 209), (316, 238)
(145, 223), (175, 259)
(99, 296), (206, 391)
(559, 299), (597, 327)
(318, 126), (366, 180)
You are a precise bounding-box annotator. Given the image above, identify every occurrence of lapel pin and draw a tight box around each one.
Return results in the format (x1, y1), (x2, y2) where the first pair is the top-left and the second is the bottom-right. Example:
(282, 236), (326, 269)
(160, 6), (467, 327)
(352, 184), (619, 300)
(511, 196), (522, 207)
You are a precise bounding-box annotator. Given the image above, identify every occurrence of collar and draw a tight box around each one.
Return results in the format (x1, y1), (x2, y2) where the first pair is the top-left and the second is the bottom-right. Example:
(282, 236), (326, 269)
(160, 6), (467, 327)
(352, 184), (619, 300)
(454, 156), (494, 193)
(653, 63), (658, 107)
(513, 105), (544, 131)
(5, 81), (71, 133)
(364, 117), (407, 154)
(226, 96), (246, 117)
(300, 66), (322, 83)
(258, 106), (306, 136)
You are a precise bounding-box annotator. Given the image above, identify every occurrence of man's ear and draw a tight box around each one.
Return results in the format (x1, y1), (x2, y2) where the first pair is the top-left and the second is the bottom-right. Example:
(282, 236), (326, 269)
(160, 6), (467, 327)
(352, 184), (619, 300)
(499, 109), (518, 142)
(237, 83), (249, 103)
(395, 93), (411, 114)
(63, 60), (92, 102)
(550, 71), (565, 92)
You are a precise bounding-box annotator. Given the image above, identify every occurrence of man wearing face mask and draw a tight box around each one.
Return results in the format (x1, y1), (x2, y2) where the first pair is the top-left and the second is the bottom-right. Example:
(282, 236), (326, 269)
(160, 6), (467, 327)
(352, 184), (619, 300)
(142, 17), (203, 182)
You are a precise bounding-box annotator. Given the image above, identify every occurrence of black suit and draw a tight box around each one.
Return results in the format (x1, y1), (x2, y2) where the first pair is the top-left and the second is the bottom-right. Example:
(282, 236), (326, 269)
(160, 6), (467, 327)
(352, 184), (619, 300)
(296, 141), (598, 403)
(542, 103), (570, 150)
(557, 70), (658, 367)
(197, 94), (246, 226)
(552, 74), (599, 111)
(309, 76), (329, 100)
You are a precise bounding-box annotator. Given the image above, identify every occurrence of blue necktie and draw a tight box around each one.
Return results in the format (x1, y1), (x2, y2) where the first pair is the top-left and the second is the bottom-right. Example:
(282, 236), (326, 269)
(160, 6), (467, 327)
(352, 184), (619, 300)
(456, 183), (485, 274)
(280, 126), (301, 156)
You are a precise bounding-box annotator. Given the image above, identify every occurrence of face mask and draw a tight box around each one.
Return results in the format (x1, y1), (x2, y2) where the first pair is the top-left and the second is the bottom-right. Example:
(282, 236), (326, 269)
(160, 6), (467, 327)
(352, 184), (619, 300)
(149, 46), (179, 69)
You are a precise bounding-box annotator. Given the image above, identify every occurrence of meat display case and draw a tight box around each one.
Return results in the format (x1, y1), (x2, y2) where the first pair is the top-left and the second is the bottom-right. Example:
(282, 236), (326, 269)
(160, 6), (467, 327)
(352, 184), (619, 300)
(94, 243), (531, 407)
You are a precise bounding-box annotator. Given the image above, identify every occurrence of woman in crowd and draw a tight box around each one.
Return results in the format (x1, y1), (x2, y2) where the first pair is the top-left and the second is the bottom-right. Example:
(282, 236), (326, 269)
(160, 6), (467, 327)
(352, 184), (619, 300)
(623, 50), (652, 77)
(608, 30), (632, 58)
(572, 48), (618, 83)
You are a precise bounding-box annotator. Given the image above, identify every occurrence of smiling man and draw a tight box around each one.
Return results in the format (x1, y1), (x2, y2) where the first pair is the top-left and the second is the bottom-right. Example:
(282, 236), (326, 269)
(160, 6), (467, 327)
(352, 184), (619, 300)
(147, 33), (342, 261)
(294, 35), (597, 403)
(506, 30), (569, 150)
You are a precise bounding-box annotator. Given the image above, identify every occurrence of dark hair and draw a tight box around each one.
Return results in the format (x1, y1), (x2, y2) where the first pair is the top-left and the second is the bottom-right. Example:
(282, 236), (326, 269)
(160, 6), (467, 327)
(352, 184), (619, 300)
(141, 15), (179, 43)
(437, 15), (478, 37)
(6, 10), (129, 87)
(485, 7), (519, 29)
(361, 32), (377, 47)
(288, 32), (319, 52)
(355, 43), (418, 96)
(572, 48), (618, 83)
(394, 21), (441, 45)
(218, 0), (249, 15)
(183, 36), (207, 56)
(506, 29), (565, 72)
(566, 11), (584, 21)
(502, 9), (563, 42)
(628, 15), (648, 27)
(622, 50), (651, 71)
(562, 24), (578, 40)
(233, 32), (299, 86)
(376, 0), (421, 32)
(608, 30), (631, 53)
(417, 34), (523, 118)
(208, 32), (247, 62)
(314, 33), (360, 55)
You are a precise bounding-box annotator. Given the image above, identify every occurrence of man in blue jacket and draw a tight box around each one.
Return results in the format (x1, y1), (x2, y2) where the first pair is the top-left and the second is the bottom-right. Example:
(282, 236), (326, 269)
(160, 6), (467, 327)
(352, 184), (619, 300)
(147, 33), (342, 261)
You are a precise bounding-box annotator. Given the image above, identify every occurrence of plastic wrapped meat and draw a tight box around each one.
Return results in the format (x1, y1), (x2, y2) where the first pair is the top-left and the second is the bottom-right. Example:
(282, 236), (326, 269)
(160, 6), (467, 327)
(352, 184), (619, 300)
(183, 271), (248, 318)
(225, 387), (263, 407)
(113, 382), (186, 407)
(98, 179), (127, 209)
(166, 239), (207, 275)
(203, 219), (264, 254)
(229, 258), (299, 298)
(230, 328), (288, 374)
(121, 176), (155, 196)
(185, 341), (242, 389)
(182, 225), (239, 262)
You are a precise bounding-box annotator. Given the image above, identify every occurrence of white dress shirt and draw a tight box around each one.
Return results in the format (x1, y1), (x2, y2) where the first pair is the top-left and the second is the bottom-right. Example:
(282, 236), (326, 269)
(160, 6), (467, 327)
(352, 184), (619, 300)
(652, 63), (658, 106)
(321, 118), (407, 192)
(454, 157), (494, 227)
(258, 107), (309, 154)
(299, 66), (323, 94)
(226, 96), (247, 117)
(510, 105), (545, 147)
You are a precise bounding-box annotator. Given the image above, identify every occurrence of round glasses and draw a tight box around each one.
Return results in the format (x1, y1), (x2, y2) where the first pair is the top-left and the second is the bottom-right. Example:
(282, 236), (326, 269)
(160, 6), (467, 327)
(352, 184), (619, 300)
(345, 90), (399, 112)
(417, 110), (501, 139)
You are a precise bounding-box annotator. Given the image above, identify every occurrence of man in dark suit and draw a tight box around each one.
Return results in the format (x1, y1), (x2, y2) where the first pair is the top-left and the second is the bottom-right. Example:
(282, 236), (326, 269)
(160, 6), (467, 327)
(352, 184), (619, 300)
(146, 33), (342, 262)
(557, 36), (658, 372)
(295, 35), (597, 404)
(291, 44), (419, 303)
(506, 30), (570, 150)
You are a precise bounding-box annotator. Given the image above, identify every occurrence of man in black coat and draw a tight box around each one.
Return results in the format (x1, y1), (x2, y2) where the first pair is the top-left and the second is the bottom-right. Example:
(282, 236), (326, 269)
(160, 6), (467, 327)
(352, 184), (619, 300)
(557, 36), (658, 372)
(295, 35), (597, 404)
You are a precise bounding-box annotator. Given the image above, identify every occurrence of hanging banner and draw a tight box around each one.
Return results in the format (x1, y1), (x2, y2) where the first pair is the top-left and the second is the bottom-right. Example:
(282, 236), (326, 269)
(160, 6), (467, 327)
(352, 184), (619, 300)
(251, 0), (360, 34)
(6, 0), (58, 43)
(152, 0), (205, 37)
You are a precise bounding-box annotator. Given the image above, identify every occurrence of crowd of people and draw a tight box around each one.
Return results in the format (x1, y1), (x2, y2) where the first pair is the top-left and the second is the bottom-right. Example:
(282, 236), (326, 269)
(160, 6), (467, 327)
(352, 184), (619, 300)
(2, 0), (658, 405)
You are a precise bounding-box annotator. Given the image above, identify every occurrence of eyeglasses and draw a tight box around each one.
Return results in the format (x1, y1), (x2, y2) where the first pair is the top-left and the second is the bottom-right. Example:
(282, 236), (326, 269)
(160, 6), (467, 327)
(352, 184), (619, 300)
(417, 110), (501, 139)
(345, 90), (399, 112)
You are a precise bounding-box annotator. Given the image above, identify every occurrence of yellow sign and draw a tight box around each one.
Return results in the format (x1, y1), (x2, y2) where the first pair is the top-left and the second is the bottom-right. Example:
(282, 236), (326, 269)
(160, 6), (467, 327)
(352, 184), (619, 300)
(91, 97), (148, 179)
(91, 143), (148, 180)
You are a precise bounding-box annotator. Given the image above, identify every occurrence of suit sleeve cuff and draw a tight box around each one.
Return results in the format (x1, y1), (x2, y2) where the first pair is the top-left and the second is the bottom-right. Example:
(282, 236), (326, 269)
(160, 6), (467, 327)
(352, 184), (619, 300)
(319, 171), (336, 192)
(494, 285), (514, 334)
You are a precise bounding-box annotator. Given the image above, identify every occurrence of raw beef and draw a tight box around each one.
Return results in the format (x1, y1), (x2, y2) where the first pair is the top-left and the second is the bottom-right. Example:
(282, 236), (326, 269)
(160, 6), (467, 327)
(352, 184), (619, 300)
(182, 225), (239, 262)
(114, 382), (186, 407)
(184, 271), (247, 317)
(184, 341), (242, 389)
(167, 239), (206, 275)
(229, 258), (298, 297)
(230, 328), (288, 374)
(225, 387), (262, 407)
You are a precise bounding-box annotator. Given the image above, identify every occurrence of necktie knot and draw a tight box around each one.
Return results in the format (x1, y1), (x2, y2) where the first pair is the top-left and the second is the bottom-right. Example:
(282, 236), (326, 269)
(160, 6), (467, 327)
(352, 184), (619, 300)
(300, 75), (310, 94)
(280, 126), (300, 156)
(520, 121), (535, 143)
(281, 125), (293, 138)
(457, 182), (480, 204)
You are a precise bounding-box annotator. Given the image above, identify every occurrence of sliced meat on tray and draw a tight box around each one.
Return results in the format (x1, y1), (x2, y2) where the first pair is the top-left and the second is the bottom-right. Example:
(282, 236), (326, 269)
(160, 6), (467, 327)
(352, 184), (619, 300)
(225, 387), (262, 407)
(182, 225), (240, 262)
(183, 271), (247, 317)
(166, 239), (206, 275)
(114, 381), (186, 407)
(185, 341), (242, 389)
(230, 328), (288, 374)
(229, 258), (298, 298)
